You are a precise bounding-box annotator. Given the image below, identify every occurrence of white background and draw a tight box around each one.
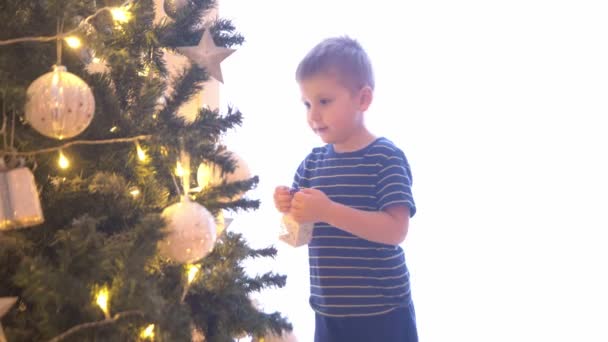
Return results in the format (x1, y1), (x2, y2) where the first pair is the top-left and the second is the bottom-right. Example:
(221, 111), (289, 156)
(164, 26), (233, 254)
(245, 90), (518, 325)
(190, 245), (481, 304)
(216, 1), (608, 341)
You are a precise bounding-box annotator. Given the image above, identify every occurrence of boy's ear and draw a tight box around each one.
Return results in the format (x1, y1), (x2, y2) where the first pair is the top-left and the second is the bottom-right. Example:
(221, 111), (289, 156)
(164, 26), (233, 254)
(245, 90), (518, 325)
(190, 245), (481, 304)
(358, 86), (373, 111)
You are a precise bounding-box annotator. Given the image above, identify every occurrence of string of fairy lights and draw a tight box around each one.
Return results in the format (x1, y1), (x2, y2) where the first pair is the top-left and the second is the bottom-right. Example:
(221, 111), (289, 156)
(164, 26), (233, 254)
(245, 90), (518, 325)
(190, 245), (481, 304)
(0, 3), (222, 341)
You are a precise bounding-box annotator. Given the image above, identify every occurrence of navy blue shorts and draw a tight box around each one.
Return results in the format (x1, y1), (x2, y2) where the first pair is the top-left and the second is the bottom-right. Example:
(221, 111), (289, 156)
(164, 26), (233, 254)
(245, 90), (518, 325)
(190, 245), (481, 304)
(314, 305), (418, 342)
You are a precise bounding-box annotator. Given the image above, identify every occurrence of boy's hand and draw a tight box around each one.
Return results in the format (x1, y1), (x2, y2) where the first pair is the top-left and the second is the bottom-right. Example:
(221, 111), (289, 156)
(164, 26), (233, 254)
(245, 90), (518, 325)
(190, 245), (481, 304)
(291, 188), (333, 224)
(273, 186), (293, 213)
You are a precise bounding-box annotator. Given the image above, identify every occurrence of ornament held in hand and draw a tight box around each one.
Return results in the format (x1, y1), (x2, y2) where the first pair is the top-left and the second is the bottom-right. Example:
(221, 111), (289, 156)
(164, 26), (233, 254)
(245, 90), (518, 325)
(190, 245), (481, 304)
(159, 198), (216, 263)
(279, 214), (313, 248)
(25, 65), (95, 140)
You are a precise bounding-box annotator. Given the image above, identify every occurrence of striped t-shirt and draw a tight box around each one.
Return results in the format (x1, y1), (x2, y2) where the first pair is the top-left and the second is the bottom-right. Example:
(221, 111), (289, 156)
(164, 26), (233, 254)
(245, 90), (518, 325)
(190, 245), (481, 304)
(292, 137), (416, 317)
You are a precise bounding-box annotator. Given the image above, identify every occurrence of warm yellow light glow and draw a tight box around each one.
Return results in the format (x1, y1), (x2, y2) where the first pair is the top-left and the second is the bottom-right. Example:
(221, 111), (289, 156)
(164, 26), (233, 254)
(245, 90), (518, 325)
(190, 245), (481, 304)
(110, 7), (131, 23)
(140, 324), (155, 339)
(160, 146), (168, 156)
(186, 264), (201, 285)
(64, 36), (82, 49)
(92, 57), (101, 64)
(198, 163), (212, 189)
(175, 160), (184, 177)
(58, 150), (70, 169)
(130, 188), (140, 197)
(137, 65), (150, 77)
(136, 141), (147, 162)
(109, 126), (118, 133)
(95, 286), (110, 317)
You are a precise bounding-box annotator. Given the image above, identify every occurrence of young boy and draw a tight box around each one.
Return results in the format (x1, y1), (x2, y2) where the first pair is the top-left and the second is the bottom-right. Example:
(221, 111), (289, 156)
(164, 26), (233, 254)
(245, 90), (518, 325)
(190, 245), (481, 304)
(274, 36), (418, 342)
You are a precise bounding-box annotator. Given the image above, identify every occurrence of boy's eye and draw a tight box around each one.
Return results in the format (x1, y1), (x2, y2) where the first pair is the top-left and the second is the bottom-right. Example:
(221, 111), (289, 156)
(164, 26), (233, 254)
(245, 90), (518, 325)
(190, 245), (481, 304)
(303, 101), (311, 109)
(319, 98), (331, 105)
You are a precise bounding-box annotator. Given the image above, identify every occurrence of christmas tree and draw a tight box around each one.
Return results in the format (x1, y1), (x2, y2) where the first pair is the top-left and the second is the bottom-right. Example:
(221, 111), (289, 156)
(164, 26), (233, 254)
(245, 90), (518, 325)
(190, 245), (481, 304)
(0, 0), (291, 341)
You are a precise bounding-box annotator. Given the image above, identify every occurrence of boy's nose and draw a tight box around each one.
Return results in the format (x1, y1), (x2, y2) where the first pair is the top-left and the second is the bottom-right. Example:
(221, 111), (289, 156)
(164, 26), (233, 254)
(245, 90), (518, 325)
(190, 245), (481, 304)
(308, 107), (321, 121)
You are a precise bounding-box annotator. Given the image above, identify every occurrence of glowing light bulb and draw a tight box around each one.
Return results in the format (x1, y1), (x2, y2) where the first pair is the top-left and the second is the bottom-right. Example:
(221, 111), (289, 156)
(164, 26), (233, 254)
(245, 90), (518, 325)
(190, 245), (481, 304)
(130, 188), (141, 197)
(186, 264), (201, 285)
(58, 150), (70, 169)
(95, 286), (110, 318)
(137, 65), (150, 76)
(64, 36), (82, 49)
(135, 141), (147, 162)
(140, 324), (155, 339)
(175, 160), (184, 177)
(110, 7), (131, 23)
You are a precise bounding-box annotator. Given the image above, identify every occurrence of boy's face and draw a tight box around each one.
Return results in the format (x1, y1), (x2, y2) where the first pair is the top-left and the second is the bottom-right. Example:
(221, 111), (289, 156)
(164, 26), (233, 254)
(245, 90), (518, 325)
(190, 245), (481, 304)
(299, 73), (372, 149)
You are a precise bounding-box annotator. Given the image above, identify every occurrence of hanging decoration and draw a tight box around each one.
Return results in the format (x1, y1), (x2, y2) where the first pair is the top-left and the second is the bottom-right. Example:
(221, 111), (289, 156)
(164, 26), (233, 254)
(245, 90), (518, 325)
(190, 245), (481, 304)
(195, 150), (251, 202)
(159, 149), (217, 263)
(158, 197), (217, 264)
(163, 0), (188, 19)
(219, 150), (251, 203)
(195, 160), (222, 189)
(279, 214), (313, 248)
(24, 65), (95, 140)
(177, 28), (235, 83)
(0, 297), (17, 342)
(0, 165), (44, 231)
(221, 151), (251, 185)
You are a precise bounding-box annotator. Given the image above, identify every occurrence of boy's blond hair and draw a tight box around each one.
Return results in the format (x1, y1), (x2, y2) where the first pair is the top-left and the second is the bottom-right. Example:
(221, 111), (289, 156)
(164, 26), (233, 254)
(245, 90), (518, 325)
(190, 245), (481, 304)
(296, 36), (375, 92)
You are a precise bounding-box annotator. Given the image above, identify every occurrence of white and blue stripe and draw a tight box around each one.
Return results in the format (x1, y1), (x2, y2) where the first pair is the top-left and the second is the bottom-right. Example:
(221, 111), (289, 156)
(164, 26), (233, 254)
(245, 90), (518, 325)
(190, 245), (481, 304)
(293, 137), (416, 317)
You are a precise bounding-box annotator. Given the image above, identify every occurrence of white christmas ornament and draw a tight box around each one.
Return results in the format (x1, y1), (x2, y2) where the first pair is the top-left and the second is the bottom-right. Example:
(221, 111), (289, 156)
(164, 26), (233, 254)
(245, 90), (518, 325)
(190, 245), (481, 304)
(85, 58), (109, 75)
(0, 167), (44, 231)
(0, 297), (17, 342)
(177, 28), (235, 83)
(195, 161), (222, 189)
(25, 65), (95, 140)
(159, 198), (216, 263)
(279, 214), (313, 248)
(220, 151), (251, 203)
(195, 151), (251, 202)
(222, 151), (251, 185)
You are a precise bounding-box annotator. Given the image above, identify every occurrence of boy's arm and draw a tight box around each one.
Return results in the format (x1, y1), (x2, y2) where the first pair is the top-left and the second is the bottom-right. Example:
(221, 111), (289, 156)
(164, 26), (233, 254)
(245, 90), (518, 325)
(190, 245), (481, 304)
(291, 188), (410, 246)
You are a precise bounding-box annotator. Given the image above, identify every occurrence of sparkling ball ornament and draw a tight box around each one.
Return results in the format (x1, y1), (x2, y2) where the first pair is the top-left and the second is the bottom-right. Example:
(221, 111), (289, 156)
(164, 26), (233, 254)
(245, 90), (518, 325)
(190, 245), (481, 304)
(25, 65), (95, 140)
(159, 198), (216, 263)
(163, 0), (188, 19)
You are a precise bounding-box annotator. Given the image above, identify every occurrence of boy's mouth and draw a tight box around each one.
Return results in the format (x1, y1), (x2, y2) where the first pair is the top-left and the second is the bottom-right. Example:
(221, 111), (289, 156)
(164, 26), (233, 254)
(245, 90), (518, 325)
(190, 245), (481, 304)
(314, 127), (328, 134)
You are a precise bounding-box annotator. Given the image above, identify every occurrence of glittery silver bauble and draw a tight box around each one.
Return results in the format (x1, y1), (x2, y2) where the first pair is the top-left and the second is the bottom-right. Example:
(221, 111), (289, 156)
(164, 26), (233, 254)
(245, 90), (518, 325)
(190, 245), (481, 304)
(159, 199), (216, 264)
(25, 65), (95, 140)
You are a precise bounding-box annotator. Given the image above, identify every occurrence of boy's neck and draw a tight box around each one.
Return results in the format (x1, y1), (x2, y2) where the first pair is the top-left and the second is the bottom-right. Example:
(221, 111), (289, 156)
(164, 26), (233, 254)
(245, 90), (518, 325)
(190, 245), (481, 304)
(332, 129), (377, 153)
